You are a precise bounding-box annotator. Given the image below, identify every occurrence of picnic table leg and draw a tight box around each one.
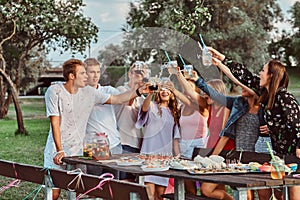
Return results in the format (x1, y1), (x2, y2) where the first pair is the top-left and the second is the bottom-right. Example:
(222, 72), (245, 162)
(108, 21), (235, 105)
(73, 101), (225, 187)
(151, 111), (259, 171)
(283, 186), (289, 200)
(174, 178), (185, 200)
(66, 164), (76, 200)
(44, 175), (53, 200)
(233, 188), (247, 200)
(138, 176), (145, 185)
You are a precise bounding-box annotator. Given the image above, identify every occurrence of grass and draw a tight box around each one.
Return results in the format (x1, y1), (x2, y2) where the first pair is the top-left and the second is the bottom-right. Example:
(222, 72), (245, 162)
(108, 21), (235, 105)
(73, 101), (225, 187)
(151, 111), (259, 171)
(0, 98), (51, 199)
(0, 68), (299, 199)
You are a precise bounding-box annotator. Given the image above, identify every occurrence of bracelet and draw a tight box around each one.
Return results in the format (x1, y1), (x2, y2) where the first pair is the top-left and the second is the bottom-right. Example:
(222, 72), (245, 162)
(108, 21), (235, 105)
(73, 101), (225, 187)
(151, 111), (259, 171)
(136, 88), (142, 97)
(56, 150), (64, 155)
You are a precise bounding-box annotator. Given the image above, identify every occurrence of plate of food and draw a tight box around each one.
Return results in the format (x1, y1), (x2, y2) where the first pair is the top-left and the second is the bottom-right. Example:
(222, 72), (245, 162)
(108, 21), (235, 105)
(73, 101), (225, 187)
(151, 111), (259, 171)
(170, 160), (198, 170)
(116, 157), (143, 166)
(228, 163), (251, 170)
(187, 167), (248, 175)
(141, 165), (170, 172)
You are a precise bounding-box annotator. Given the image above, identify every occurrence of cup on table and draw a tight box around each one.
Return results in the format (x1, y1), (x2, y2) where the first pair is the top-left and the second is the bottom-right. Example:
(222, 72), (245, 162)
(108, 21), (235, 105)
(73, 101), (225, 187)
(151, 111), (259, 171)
(270, 159), (286, 179)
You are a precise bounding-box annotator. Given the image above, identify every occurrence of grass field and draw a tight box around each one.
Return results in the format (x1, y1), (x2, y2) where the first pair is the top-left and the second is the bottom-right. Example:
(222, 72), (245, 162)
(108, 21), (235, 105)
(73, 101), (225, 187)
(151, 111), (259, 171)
(0, 67), (299, 199)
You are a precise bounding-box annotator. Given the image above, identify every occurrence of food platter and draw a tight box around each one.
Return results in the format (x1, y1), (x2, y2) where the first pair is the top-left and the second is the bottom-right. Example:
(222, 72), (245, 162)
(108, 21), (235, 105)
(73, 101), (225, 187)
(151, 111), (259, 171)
(116, 157), (143, 166)
(187, 167), (249, 175)
(141, 165), (170, 172)
(169, 160), (198, 170)
(228, 163), (251, 170)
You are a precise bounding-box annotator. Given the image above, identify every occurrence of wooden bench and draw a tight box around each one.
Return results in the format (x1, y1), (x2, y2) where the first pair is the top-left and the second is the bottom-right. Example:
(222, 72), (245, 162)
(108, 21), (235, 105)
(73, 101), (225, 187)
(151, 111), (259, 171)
(0, 159), (151, 200)
(162, 193), (219, 200)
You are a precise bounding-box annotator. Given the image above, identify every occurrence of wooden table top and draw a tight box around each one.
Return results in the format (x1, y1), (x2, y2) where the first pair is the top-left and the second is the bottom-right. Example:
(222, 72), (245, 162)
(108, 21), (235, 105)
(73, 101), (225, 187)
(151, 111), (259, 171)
(62, 155), (300, 189)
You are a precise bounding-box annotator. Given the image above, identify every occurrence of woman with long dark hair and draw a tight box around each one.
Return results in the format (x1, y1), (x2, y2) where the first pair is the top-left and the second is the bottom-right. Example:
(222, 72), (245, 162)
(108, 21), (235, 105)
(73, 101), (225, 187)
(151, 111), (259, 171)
(136, 87), (180, 200)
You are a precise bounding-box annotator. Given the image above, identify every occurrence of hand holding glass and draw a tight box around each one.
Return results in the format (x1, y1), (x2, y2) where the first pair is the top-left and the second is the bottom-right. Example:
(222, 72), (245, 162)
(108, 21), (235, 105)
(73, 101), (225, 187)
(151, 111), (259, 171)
(167, 61), (178, 75)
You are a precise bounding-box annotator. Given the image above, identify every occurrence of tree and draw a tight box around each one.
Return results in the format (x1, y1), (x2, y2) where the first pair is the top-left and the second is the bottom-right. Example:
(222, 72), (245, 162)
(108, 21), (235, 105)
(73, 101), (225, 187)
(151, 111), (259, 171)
(0, 0), (98, 134)
(124, 0), (283, 73)
(288, 1), (300, 66)
(122, 0), (211, 65)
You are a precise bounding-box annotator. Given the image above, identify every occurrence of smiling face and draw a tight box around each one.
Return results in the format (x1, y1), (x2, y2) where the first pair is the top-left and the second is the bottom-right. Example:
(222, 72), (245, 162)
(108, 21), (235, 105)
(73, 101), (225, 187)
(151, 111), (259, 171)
(159, 88), (172, 102)
(86, 64), (101, 88)
(259, 63), (271, 89)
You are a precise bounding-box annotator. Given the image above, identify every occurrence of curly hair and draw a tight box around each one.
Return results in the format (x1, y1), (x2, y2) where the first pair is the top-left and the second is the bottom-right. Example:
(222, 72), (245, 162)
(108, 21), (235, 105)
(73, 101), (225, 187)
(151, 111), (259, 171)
(154, 90), (180, 125)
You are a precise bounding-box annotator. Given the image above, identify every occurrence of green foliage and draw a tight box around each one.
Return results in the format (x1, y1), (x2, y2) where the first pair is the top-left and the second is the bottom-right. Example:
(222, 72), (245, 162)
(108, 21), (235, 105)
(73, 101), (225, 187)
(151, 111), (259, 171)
(0, 98), (66, 199)
(0, 0), (99, 122)
(117, 0), (283, 73)
(267, 1), (300, 67)
(288, 2), (300, 66)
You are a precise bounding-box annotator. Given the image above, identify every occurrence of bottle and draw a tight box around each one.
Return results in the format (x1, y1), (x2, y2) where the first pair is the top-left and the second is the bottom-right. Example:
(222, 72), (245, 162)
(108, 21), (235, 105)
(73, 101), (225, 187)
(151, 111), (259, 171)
(202, 46), (212, 66)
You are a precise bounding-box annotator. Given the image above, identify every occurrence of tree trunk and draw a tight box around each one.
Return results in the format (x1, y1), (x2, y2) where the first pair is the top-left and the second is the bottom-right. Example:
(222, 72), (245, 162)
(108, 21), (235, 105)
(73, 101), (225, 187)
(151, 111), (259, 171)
(0, 91), (12, 119)
(0, 68), (26, 134)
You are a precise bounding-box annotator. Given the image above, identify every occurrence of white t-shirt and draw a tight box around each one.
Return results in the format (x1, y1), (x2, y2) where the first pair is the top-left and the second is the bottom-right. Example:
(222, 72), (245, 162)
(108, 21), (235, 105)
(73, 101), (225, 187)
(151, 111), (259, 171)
(44, 83), (110, 169)
(86, 84), (121, 149)
(116, 84), (144, 149)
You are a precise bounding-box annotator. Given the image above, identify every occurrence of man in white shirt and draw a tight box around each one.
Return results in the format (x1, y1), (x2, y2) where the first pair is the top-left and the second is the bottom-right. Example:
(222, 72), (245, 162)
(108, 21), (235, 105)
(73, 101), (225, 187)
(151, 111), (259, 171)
(116, 62), (147, 154)
(44, 59), (147, 199)
(84, 58), (122, 155)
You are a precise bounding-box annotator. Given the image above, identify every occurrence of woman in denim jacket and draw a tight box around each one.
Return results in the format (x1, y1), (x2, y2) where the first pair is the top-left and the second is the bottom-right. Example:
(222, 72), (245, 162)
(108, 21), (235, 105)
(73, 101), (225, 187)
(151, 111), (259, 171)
(190, 70), (264, 200)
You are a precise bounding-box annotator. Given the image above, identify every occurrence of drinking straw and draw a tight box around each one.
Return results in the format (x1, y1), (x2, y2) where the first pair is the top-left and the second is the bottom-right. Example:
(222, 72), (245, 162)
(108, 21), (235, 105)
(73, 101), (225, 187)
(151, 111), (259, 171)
(266, 141), (281, 176)
(164, 50), (171, 62)
(266, 142), (275, 161)
(178, 54), (186, 66)
(197, 41), (203, 50)
(238, 148), (243, 164)
(199, 34), (207, 48)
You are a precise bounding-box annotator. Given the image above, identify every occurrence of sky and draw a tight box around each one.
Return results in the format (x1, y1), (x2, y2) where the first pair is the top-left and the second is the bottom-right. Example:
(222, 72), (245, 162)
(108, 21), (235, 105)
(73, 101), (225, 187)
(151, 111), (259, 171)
(48, 0), (298, 66)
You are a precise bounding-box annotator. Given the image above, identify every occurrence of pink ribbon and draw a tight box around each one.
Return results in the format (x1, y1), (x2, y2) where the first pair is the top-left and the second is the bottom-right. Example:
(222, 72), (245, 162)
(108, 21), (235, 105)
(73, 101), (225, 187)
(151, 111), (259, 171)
(293, 174), (300, 178)
(0, 163), (21, 195)
(76, 173), (114, 200)
(0, 179), (21, 195)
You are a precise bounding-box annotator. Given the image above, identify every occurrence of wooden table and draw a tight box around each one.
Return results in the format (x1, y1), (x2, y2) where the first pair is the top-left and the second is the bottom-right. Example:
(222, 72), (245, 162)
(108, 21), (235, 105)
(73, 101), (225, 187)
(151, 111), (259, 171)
(62, 155), (300, 200)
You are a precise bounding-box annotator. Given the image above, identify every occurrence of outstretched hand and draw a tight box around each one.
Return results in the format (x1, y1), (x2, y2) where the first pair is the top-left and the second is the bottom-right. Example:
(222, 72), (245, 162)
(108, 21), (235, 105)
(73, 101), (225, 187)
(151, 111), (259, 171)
(208, 47), (225, 61)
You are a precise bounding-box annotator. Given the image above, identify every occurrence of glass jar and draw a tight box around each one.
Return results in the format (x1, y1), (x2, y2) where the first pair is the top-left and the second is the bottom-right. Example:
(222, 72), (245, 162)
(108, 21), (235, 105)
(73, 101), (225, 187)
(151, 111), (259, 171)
(84, 133), (110, 160)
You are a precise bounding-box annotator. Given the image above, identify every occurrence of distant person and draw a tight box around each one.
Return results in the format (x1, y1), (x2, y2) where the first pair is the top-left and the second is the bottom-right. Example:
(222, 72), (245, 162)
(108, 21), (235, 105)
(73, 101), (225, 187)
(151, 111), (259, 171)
(44, 59), (147, 200)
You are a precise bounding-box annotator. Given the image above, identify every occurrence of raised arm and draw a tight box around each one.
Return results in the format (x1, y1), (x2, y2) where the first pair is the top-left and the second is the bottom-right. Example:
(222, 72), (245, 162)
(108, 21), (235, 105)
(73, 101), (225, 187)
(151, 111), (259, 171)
(212, 57), (256, 95)
(208, 47), (260, 95)
(107, 83), (149, 104)
(175, 69), (208, 110)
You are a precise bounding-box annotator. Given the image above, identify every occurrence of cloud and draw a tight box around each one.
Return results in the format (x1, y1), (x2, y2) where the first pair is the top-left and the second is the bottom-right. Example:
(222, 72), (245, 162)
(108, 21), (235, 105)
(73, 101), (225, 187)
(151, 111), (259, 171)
(99, 12), (110, 23)
(83, 0), (130, 26)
